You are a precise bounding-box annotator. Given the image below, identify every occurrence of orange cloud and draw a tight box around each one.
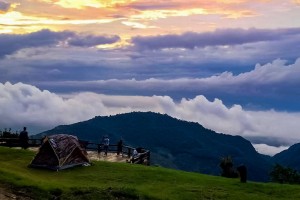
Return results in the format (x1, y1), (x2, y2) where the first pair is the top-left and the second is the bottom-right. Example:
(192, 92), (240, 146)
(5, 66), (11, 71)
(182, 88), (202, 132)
(294, 0), (300, 5)
(122, 0), (260, 19)
(0, 10), (119, 26)
(0, 1), (20, 14)
(3, 0), (297, 36)
(36, 0), (137, 9)
(0, 9), (122, 34)
(25, 0), (259, 20)
(121, 21), (157, 29)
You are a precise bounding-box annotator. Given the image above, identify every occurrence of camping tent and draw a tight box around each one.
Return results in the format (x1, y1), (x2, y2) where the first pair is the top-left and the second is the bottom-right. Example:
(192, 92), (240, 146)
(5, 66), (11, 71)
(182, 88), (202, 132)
(30, 134), (90, 170)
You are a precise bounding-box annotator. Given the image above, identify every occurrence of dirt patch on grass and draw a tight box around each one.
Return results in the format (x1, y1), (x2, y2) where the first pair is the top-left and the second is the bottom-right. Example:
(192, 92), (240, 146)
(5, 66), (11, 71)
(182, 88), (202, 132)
(0, 187), (15, 200)
(87, 151), (129, 162)
(0, 184), (34, 200)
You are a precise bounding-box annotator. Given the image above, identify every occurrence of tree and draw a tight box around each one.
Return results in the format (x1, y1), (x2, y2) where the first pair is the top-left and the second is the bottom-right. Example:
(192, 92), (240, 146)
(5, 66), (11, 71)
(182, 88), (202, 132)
(219, 156), (238, 178)
(270, 164), (300, 184)
(0, 128), (19, 138)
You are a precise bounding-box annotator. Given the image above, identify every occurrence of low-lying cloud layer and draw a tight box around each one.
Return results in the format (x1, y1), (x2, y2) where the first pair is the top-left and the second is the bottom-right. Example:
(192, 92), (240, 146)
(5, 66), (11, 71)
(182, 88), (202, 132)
(1, 82), (300, 156)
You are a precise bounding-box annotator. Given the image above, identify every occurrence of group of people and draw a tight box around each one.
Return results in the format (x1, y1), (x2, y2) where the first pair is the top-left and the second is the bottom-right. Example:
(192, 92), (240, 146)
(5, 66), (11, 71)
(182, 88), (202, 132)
(100, 136), (141, 163)
(99, 136), (123, 156)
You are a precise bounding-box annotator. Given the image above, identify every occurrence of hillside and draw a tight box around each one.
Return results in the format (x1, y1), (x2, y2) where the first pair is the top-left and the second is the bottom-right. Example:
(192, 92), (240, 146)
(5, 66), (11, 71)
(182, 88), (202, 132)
(35, 112), (273, 182)
(1, 146), (300, 200)
(273, 143), (300, 170)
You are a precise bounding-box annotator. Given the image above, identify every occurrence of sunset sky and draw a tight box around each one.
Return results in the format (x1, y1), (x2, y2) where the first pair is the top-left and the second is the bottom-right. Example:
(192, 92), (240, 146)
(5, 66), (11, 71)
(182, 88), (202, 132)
(1, 0), (300, 155)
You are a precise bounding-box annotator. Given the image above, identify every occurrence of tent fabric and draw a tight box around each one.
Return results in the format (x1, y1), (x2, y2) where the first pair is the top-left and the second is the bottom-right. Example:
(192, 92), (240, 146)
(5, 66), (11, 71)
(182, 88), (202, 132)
(30, 134), (90, 170)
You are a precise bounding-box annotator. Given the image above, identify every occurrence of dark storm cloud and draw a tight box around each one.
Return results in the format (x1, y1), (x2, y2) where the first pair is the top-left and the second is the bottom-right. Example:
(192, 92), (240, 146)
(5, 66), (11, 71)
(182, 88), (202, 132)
(0, 29), (121, 57)
(68, 34), (120, 47)
(132, 27), (300, 50)
(27, 58), (300, 112)
(0, 29), (74, 57)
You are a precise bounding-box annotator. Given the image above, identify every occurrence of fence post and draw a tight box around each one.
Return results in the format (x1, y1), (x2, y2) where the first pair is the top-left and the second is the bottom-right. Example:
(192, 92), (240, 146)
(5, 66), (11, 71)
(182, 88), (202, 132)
(97, 144), (101, 154)
(7, 139), (12, 148)
(147, 151), (150, 166)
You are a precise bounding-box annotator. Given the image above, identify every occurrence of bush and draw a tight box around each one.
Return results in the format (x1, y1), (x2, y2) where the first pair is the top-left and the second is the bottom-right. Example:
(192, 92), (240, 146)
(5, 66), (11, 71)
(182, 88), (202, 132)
(219, 156), (238, 178)
(270, 164), (300, 184)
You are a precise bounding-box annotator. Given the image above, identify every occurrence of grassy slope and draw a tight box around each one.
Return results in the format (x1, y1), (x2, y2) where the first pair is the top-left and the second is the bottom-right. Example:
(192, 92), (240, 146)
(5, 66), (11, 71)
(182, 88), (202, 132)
(0, 147), (300, 200)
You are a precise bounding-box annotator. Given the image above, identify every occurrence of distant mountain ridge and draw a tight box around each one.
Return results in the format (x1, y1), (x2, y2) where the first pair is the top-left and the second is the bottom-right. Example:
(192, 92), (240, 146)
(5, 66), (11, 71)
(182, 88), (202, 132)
(273, 143), (300, 171)
(34, 112), (293, 182)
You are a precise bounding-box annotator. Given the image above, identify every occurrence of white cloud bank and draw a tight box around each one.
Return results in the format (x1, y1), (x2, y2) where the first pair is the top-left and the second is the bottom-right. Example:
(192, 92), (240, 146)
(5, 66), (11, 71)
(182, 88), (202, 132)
(1, 81), (300, 155)
(253, 144), (289, 156)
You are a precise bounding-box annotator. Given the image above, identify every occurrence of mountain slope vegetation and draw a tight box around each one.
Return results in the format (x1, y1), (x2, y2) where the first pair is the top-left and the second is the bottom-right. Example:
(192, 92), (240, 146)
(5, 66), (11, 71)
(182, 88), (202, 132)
(273, 143), (300, 171)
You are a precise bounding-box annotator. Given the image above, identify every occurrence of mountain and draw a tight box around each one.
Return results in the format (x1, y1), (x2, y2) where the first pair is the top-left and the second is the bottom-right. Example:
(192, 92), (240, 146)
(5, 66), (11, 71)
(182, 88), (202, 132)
(273, 143), (300, 171)
(35, 112), (273, 181)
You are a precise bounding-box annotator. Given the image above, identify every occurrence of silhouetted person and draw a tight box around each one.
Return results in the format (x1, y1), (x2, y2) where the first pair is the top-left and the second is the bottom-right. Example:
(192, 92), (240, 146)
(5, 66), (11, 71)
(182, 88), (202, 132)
(19, 127), (29, 149)
(237, 164), (247, 183)
(102, 136), (109, 156)
(117, 139), (123, 155)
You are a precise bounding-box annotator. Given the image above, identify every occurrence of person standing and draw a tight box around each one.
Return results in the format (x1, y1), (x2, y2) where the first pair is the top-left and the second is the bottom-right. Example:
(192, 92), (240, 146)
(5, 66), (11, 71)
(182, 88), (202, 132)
(237, 164), (247, 183)
(19, 127), (29, 149)
(103, 136), (109, 156)
(117, 139), (123, 155)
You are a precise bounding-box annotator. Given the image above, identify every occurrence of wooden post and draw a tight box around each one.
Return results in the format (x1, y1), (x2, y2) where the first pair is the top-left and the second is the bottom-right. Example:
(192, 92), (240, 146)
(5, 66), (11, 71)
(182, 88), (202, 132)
(97, 144), (101, 154)
(147, 151), (150, 166)
(8, 139), (12, 148)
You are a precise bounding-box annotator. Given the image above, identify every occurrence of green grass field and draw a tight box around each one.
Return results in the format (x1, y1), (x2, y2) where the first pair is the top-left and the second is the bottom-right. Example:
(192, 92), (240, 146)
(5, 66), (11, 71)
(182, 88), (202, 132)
(0, 146), (300, 200)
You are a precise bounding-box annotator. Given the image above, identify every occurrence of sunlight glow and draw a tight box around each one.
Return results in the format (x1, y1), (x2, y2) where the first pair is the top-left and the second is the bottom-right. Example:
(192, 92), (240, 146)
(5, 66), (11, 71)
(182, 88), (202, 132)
(294, 0), (300, 4)
(131, 8), (206, 20)
(2, 0), (299, 35)
(49, 0), (137, 9)
(0, 29), (13, 33)
(0, 11), (119, 26)
(121, 21), (157, 29)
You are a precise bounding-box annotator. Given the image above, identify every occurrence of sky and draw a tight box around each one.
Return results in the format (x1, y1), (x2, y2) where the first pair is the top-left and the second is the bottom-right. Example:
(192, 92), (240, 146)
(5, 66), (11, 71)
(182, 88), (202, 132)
(1, 0), (300, 156)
